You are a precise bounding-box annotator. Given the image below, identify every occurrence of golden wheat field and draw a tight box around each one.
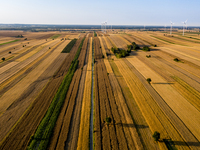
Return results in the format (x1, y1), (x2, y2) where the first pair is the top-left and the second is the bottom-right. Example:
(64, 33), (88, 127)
(0, 29), (200, 150)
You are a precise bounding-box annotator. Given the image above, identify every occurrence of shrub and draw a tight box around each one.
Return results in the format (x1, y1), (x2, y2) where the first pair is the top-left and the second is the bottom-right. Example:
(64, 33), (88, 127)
(152, 131), (160, 141)
(132, 42), (140, 50)
(9, 51), (11, 54)
(2, 57), (5, 61)
(146, 55), (151, 58)
(105, 117), (111, 124)
(143, 46), (150, 51)
(154, 45), (157, 47)
(49, 47), (51, 49)
(147, 78), (151, 84)
(102, 54), (104, 58)
(174, 58), (179, 62)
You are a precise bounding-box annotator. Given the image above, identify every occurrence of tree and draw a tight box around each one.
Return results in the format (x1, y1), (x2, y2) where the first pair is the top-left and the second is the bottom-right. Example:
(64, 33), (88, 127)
(147, 78), (151, 84)
(105, 117), (111, 124)
(152, 131), (160, 141)
(2, 57), (5, 61)
(143, 46), (150, 51)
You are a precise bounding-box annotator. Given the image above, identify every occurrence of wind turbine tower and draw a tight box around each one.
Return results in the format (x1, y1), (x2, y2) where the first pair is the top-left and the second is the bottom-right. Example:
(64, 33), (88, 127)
(182, 20), (187, 36)
(105, 21), (107, 33)
(170, 21), (175, 35)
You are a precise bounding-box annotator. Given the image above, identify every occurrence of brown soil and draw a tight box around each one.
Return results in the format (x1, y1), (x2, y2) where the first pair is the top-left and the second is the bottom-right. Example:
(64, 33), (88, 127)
(48, 37), (88, 150)
(94, 37), (130, 150)
(0, 37), (84, 150)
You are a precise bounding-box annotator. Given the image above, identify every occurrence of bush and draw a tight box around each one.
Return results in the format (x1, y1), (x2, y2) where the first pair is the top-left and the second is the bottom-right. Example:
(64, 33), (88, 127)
(9, 51), (11, 54)
(146, 55), (151, 58)
(132, 42), (140, 50)
(152, 131), (160, 141)
(154, 45), (157, 47)
(2, 57), (5, 61)
(105, 117), (111, 124)
(143, 46), (150, 51)
(102, 54), (104, 58)
(174, 58), (179, 62)
(147, 78), (151, 84)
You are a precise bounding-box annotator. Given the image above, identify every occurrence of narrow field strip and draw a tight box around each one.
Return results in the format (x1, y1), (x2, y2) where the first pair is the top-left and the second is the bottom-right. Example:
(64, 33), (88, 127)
(0, 62), (19, 75)
(50, 34), (61, 39)
(61, 38), (77, 53)
(0, 39), (20, 46)
(77, 37), (92, 150)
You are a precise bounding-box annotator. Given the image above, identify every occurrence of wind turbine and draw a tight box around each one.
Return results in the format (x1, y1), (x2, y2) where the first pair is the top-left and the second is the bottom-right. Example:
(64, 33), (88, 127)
(182, 20), (187, 36)
(170, 21), (175, 35)
(104, 21), (107, 33)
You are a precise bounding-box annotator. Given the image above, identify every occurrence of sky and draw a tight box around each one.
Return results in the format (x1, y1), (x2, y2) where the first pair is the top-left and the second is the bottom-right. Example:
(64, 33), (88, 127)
(0, 0), (200, 26)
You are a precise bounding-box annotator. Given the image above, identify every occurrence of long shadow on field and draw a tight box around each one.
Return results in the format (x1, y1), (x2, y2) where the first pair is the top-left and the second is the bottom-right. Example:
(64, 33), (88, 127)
(173, 141), (200, 147)
(120, 123), (149, 129)
(152, 82), (174, 85)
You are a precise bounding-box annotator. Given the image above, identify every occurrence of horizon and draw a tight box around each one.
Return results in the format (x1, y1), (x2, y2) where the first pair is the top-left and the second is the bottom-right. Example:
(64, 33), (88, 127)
(0, 0), (200, 26)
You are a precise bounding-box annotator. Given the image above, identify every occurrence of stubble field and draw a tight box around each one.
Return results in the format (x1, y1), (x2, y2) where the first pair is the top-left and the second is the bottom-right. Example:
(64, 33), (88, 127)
(0, 29), (200, 150)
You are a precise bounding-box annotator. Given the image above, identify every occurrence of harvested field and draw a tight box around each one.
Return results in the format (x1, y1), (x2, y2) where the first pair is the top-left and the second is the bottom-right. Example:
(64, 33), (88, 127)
(1, 30), (200, 150)
(94, 37), (142, 150)
(77, 37), (92, 150)
(0, 39), (70, 142)
(0, 37), (84, 150)
(46, 37), (88, 150)
(127, 56), (200, 141)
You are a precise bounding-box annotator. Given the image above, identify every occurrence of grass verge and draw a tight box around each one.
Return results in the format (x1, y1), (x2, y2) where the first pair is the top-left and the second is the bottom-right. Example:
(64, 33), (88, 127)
(62, 39), (77, 53)
(0, 39), (20, 45)
(50, 34), (61, 39)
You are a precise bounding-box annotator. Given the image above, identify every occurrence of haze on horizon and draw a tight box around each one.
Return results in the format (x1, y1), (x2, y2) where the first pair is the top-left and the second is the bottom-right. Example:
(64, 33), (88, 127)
(0, 0), (200, 26)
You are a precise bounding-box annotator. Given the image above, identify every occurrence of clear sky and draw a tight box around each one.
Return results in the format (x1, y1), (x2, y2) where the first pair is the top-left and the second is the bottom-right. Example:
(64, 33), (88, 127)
(0, 0), (200, 26)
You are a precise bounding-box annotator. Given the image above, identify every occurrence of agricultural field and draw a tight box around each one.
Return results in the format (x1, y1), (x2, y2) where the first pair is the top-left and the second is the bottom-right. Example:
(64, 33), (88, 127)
(0, 29), (200, 150)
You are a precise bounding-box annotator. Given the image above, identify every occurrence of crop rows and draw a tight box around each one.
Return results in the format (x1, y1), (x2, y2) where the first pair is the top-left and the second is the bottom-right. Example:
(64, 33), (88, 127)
(28, 37), (85, 150)
(0, 36), (84, 150)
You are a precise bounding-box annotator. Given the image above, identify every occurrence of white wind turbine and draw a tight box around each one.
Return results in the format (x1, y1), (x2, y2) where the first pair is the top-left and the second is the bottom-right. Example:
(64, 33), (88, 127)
(170, 21), (175, 35)
(104, 21), (107, 33)
(182, 20), (187, 36)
